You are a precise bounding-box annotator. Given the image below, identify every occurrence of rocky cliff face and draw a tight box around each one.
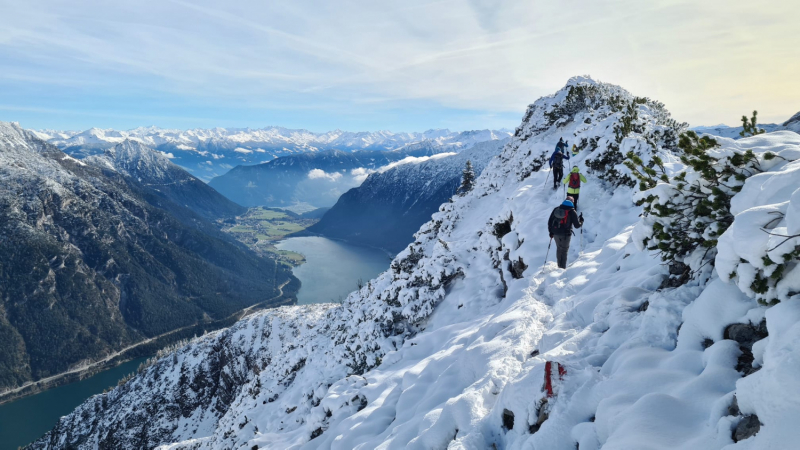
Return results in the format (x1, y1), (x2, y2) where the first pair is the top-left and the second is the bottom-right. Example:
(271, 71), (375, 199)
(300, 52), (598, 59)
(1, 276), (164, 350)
(0, 123), (294, 392)
(307, 139), (507, 252)
(30, 78), (800, 450)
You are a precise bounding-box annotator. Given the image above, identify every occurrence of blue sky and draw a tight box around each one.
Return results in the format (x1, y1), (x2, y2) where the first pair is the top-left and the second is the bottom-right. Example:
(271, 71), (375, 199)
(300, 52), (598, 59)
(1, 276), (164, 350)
(1, 0), (798, 132)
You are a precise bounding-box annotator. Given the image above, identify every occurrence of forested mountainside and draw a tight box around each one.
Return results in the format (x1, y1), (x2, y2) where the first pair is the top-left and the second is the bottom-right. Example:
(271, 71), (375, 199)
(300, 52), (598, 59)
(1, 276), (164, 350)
(31, 77), (800, 450)
(208, 142), (504, 208)
(307, 138), (507, 252)
(0, 122), (295, 392)
(35, 127), (511, 182)
(85, 140), (245, 221)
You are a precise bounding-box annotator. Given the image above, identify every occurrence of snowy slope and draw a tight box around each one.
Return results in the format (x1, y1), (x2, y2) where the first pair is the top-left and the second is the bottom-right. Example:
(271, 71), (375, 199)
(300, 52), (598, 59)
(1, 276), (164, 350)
(30, 78), (800, 450)
(784, 111), (800, 133)
(307, 138), (508, 252)
(86, 140), (245, 220)
(35, 127), (512, 182)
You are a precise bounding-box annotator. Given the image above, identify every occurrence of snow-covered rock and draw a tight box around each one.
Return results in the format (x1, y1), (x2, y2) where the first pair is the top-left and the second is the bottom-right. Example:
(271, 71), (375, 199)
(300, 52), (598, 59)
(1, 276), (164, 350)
(30, 78), (800, 450)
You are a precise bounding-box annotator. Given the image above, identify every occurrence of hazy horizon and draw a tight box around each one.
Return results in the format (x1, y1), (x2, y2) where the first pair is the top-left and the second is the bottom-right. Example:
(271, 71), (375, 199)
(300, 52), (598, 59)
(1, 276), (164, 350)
(2, 0), (798, 131)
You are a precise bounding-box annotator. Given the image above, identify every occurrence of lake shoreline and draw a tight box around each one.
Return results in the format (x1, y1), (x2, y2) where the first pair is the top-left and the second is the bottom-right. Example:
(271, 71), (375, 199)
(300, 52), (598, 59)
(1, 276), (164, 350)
(277, 236), (392, 305)
(287, 230), (398, 261)
(0, 294), (295, 406)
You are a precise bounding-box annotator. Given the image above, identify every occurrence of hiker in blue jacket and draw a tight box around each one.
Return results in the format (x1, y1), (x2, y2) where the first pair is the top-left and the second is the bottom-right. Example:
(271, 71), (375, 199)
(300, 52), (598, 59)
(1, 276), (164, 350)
(548, 138), (570, 190)
(547, 197), (583, 268)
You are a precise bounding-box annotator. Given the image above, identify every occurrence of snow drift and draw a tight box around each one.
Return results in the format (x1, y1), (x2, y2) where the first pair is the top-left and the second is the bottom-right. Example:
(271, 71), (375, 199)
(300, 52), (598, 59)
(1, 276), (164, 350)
(30, 77), (800, 450)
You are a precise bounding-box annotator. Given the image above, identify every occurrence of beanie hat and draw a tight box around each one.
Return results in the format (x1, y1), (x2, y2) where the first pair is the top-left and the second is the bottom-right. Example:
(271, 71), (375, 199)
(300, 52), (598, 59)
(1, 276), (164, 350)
(561, 200), (574, 208)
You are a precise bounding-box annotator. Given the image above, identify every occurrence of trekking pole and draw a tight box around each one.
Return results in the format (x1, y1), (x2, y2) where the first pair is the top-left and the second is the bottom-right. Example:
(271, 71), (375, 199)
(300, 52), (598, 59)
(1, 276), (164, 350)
(543, 169), (550, 188)
(579, 213), (584, 253)
(544, 237), (552, 265)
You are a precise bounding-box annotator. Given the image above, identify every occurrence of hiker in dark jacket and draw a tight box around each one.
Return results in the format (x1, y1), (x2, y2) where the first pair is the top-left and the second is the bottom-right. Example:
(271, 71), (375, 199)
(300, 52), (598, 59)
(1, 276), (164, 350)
(547, 197), (583, 269)
(548, 140), (570, 190)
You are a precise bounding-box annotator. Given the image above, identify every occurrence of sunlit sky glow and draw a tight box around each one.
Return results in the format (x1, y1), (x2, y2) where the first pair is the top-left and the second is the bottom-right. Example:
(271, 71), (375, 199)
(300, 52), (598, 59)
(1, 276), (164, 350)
(1, 0), (798, 131)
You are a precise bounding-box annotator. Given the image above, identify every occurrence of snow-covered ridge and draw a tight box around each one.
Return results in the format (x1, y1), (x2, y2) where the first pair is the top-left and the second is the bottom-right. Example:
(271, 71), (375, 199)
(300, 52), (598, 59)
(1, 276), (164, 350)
(31, 78), (800, 450)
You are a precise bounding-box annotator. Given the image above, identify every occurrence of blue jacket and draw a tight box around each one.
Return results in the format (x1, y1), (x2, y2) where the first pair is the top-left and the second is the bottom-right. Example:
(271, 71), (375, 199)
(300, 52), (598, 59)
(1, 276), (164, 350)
(548, 147), (570, 168)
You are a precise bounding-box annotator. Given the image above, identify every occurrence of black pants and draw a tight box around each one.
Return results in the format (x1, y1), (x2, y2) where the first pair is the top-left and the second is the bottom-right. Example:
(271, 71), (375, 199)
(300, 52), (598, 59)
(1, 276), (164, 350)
(553, 167), (563, 189)
(571, 192), (580, 209)
(555, 233), (571, 268)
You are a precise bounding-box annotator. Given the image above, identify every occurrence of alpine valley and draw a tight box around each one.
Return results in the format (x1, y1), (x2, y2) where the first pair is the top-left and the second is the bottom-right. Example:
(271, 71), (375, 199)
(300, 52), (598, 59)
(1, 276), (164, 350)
(27, 77), (800, 450)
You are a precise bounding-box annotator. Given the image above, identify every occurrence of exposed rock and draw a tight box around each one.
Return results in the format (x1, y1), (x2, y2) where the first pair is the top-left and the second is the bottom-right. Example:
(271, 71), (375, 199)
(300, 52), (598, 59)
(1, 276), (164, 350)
(668, 261), (688, 275)
(493, 216), (513, 239)
(733, 415), (761, 442)
(509, 257), (528, 279)
(724, 320), (768, 375)
(728, 395), (740, 417)
(724, 320), (768, 349)
(502, 409), (515, 430)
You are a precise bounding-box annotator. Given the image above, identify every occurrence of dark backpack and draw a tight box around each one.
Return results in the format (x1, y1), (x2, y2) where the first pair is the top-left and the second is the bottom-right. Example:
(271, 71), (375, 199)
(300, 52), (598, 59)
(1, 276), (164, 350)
(569, 172), (581, 189)
(552, 152), (564, 169)
(549, 207), (571, 232)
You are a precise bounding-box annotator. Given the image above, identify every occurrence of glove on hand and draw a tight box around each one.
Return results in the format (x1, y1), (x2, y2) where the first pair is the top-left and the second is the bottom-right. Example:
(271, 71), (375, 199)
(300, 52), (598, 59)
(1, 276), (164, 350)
(549, 233), (554, 239)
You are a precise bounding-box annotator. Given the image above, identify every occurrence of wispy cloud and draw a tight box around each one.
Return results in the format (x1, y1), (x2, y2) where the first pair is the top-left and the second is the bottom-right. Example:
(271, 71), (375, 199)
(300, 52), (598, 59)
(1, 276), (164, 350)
(0, 0), (797, 129)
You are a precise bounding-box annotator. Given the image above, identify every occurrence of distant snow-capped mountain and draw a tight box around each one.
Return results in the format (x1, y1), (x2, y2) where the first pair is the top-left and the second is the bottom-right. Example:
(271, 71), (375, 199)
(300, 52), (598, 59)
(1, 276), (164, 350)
(691, 112), (800, 139)
(33, 127), (512, 181)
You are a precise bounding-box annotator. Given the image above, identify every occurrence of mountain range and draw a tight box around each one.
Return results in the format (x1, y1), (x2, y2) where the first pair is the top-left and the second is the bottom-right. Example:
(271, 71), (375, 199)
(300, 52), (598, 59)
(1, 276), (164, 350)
(33, 127), (512, 182)
(306, 138), (508, 252)
(0, 123), (294, 393)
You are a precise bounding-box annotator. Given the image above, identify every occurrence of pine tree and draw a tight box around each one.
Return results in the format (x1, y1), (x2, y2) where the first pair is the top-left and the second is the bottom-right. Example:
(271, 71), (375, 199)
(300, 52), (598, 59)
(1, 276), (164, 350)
(626, 130), (764, 287)
(740, 110), (766, 137)
(457, 160), (475, 196)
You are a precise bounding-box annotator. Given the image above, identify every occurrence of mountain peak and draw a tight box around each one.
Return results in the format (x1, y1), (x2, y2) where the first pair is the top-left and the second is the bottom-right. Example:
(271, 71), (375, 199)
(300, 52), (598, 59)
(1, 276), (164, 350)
(565, 74), (600, 87)
(784, 111), (800, 130)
